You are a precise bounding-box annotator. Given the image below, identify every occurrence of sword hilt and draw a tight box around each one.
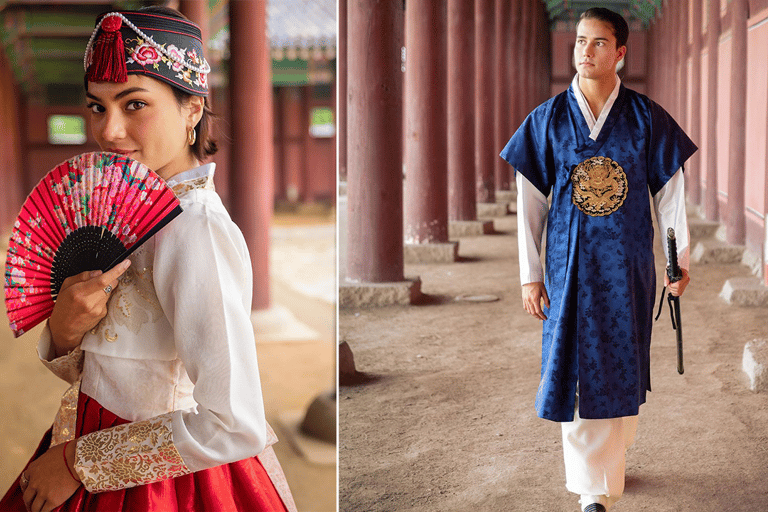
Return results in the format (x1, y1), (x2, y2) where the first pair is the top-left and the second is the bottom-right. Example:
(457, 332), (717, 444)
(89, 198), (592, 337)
(666, 227), (682, 284)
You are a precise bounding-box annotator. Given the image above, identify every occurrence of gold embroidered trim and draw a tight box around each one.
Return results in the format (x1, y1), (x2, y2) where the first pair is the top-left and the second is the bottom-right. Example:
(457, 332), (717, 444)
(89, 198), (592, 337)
(51, 379), (81, 446)
(40, 344), (84, 384)
(570, 156), (628, 217)
(75, 413), (190, 492)
(171, 174), (215, 196)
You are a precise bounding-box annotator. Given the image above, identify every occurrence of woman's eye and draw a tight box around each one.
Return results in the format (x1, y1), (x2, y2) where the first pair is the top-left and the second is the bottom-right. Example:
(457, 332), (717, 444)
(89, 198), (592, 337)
(87, 103), (104, 114)
(127, 101), (146, 111)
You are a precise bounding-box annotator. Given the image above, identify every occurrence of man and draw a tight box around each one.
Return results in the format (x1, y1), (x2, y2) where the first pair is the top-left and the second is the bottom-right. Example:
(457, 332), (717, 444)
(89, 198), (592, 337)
(500, 8), (694, 512)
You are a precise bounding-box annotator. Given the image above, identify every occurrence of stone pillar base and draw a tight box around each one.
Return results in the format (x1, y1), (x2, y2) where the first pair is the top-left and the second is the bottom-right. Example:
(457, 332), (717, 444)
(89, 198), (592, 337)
(720, 277), (768, 306)
(339, 276), (422, 308)
(477, 202), (509, 218)
(692, 240), (746, 264)
(404, 241), (459, 263)
(688, 217), (719, 240)
(251, 305), (321, 343)
(449, 220), (495, 238)
(743, 339), (768, 392)
(495, 189), (516, 203)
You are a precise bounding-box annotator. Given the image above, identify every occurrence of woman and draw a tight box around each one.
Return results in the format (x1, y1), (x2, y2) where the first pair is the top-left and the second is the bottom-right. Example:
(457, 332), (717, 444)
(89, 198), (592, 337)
(1, 7), (296, 512)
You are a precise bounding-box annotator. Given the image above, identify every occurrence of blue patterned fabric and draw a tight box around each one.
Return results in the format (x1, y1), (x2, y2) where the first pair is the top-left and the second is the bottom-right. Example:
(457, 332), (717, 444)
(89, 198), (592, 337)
(500, 85), (697, 422)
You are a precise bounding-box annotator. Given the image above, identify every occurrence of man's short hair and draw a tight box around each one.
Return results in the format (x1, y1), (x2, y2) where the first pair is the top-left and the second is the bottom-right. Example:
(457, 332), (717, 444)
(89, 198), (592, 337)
(579, 7), (629, 48)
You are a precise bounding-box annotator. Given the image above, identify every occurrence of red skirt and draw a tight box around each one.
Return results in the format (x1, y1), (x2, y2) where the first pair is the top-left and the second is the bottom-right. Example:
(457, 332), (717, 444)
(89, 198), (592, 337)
(0, 393), (288, 512)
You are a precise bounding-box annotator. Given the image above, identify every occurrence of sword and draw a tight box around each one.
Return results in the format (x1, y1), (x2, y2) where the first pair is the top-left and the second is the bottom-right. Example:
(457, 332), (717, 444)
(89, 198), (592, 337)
(666, 227), (684, 375)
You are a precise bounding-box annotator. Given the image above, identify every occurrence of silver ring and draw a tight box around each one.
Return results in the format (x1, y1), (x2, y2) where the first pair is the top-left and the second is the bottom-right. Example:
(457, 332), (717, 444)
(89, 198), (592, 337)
(20, 472), (28, 488)
(104, 284), (113, 295)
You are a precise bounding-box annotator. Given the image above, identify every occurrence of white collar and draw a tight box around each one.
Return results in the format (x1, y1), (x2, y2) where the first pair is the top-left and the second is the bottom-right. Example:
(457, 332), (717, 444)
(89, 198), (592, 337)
(571, 74), (621, 140)
(165, 162), (215, 188)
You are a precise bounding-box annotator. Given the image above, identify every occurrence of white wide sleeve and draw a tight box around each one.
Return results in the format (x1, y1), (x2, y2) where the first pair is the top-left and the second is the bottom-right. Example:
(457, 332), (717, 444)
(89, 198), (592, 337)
(74, 198), (267, 492)
(517, 172), (549, 285)
(653, 168), (690, 270)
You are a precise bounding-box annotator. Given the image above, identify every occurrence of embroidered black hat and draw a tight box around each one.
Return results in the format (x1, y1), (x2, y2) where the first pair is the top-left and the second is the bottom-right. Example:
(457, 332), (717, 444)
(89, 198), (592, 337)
(84, 11), (210, 96)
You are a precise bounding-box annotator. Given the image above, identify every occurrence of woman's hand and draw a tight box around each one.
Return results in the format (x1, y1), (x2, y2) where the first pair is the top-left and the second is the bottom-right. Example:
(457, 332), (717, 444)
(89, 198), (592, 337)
(21, 440), (81, 512)
(522, 282), (549, 320)
(48, 259), (131, 356)
(664, 267), (690, 297)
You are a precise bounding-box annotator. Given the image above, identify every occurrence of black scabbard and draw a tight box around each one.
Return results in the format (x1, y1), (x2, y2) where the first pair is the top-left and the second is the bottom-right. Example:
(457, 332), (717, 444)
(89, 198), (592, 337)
(666, 228), (684, 375)
(671, 295), (684, 374)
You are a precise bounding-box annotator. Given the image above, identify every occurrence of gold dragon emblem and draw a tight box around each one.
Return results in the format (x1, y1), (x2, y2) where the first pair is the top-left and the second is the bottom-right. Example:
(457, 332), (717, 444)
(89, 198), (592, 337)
(570, 156), (628, 216)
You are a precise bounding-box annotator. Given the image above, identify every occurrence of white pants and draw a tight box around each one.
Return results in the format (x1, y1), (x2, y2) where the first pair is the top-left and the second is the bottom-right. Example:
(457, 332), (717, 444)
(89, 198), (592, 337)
(561, 396), (638, 511)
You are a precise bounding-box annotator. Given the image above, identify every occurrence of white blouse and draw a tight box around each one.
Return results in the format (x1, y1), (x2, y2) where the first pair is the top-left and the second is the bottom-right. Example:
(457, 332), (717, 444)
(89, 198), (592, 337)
(517, 75), (690, 285)
(37, 164), (295, 510)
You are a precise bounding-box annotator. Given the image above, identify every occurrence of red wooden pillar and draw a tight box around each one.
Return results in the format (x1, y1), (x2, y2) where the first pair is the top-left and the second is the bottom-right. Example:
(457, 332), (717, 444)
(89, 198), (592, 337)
(338, 0), (347, 181)
(677, 0), (688, 132)
(515, 0), (530, 133)
(447, 0), (476, 222)
(537, 2), (549, 105)
(178, 0), (209, 47)
(661, 5), (670, 110)
(705, 0), (720, 221)
(670, 0), (680, 118)
(474, 0), (494, 203)
(689, 0), (703, 204)
(283, 87), (305, 203)
(527, 0), (537, 111)
(727, 0), (747, 244)
(493, 0), (511, 192)
(403, 0), (448, 244)
(509, 1), (522, 129)
(347, 0), (404, 282)
(229, 0), (273, 310)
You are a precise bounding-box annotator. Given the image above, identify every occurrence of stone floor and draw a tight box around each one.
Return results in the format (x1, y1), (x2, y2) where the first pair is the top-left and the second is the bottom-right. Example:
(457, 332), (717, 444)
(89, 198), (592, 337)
(339, 212), (768, 512)
(0, 212), (336, 512)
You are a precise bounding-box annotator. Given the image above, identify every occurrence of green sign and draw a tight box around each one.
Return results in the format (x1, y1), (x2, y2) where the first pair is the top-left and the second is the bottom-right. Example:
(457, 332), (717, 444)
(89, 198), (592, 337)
(309, 107), (334, 138)
(48, 115), (86, 145)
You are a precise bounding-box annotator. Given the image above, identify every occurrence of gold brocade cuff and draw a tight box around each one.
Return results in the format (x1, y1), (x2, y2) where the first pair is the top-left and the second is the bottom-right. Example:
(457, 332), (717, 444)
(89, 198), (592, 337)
(74, 413), (190, 493)
(51, 379), (81, 446)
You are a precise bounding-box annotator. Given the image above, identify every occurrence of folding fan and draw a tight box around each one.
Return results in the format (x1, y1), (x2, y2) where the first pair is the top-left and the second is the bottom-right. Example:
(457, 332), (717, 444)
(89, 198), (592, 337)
(4, 152), (182, 337)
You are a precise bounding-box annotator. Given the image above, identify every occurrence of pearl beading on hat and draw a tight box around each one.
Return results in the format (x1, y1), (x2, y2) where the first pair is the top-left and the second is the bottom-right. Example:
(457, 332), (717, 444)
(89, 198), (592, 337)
(83, 12), (211, 75)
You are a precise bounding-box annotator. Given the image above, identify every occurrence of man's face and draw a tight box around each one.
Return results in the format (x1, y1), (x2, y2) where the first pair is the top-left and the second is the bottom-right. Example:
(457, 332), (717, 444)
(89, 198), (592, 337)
(574, 18), (626, 82)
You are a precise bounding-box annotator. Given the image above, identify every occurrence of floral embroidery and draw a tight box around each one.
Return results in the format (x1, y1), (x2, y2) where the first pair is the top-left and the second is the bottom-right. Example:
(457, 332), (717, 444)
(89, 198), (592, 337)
(75, 413), (190, 492)
(90, 245), (164, 341)
(165, 44), (185, 71)
(130, 43), (162, 66)
(125, 37), (207, 90)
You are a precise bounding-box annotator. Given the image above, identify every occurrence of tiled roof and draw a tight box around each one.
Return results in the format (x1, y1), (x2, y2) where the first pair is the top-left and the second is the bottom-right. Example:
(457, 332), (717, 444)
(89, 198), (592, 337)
(267, 0), (335, 49)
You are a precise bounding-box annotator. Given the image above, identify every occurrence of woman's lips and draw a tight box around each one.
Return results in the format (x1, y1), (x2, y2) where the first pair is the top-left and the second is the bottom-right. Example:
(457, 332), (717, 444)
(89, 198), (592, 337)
(107, 149), (135, 156)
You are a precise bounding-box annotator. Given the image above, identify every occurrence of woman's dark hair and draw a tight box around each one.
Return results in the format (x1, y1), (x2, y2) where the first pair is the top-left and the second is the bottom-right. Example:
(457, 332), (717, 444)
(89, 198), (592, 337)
(579, 7), (629, 48)
(139, 5), (218, 160)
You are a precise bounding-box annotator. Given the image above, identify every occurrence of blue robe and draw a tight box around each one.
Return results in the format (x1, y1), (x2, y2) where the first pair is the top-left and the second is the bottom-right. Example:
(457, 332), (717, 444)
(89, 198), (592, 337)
(500, 84), (697, 422)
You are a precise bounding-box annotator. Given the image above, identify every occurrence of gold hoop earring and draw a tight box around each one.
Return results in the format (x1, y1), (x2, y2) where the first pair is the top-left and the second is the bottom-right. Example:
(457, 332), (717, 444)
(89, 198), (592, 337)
(187, 127), (197, 146)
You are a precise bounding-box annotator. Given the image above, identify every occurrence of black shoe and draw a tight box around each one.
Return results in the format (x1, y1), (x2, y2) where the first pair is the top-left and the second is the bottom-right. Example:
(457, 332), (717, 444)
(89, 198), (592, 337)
(584, 504), (606, 512)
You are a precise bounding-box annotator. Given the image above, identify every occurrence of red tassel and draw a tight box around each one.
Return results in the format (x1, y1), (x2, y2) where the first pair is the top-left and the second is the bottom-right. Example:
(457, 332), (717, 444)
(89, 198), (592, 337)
(86, 15), (127, 83)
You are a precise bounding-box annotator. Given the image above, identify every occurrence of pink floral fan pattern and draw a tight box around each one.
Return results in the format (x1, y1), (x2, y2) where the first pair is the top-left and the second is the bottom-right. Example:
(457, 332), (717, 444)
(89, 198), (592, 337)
(4, 152), (182, 337)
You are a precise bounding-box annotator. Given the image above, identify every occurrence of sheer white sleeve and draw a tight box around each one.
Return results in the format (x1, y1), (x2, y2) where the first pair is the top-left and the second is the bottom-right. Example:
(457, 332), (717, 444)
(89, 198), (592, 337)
(653, 168), (690, 270)
(516, 172), (550, 285)
(151, 197), (267, 471)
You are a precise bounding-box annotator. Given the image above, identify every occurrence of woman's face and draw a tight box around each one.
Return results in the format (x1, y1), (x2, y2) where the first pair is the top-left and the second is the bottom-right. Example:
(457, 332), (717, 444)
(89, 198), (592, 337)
(86, 75), (203, 180)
